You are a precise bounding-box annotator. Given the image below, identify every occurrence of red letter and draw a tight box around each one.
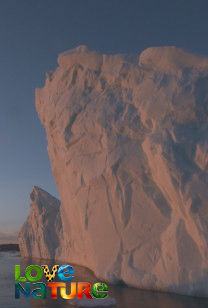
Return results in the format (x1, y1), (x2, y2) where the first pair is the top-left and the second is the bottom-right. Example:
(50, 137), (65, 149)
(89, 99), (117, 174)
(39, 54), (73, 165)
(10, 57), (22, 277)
(77, 282), (92, 299)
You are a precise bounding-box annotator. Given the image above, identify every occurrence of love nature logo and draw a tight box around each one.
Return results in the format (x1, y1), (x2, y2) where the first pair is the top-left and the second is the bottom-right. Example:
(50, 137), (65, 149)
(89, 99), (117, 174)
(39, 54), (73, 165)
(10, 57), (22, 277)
(15, 264), (108, 300)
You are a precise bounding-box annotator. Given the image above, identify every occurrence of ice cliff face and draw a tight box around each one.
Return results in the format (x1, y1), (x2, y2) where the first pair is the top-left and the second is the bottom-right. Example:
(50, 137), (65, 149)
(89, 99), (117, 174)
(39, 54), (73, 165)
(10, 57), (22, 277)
(20, 46), (208, 296)
(18, 186), (62, 259)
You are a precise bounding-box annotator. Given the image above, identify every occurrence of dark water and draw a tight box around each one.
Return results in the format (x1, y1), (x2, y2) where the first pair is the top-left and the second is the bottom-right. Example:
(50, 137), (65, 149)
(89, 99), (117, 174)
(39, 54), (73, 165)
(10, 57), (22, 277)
(1, 251), (208, 308)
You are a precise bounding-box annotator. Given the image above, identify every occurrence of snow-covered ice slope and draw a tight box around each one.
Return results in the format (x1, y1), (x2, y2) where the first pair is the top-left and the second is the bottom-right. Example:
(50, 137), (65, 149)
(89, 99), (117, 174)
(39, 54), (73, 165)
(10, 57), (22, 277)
(21, 45), (208, 296)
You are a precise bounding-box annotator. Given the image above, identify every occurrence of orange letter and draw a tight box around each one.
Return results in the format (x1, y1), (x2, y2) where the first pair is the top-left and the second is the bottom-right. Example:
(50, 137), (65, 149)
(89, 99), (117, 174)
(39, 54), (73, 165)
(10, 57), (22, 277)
(60, 282), (76, 299)
(47, 282), (65, 299)
(77, 282), (92, 299)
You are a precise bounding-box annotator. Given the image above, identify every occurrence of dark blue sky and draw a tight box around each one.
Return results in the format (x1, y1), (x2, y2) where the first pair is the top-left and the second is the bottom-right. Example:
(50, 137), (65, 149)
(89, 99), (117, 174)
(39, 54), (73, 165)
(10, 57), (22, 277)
(1, 0), (208, 233)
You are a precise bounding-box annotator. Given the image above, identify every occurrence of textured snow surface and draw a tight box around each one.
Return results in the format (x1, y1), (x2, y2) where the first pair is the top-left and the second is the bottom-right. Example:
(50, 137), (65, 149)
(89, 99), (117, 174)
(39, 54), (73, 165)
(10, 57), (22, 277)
(20, 46), (208, 296)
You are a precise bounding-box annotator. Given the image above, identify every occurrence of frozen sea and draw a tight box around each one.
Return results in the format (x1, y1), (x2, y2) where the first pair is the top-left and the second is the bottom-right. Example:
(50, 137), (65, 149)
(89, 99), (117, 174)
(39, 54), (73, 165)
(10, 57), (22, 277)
(1, 251), (208, 307)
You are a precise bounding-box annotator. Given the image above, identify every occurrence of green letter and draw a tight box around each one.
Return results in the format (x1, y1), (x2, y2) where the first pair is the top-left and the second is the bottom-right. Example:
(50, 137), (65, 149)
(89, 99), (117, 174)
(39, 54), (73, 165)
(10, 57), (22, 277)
(25, 265), (43, 282)
(15, 265), (26, 282)
(91, 282), (108, 298)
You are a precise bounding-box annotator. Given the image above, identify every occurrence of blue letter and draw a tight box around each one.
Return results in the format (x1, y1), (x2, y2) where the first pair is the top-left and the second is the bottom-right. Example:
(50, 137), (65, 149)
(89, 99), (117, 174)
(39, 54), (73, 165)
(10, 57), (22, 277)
(32, 283), (46, 299)
(15, 282), (30, 299)
(58, 265), (74, 282)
